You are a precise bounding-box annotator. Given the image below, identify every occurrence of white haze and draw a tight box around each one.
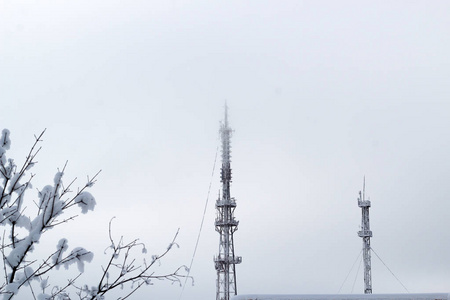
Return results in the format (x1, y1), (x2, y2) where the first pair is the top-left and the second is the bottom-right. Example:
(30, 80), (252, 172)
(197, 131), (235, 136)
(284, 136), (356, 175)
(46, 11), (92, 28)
(1, 1), (450, 299)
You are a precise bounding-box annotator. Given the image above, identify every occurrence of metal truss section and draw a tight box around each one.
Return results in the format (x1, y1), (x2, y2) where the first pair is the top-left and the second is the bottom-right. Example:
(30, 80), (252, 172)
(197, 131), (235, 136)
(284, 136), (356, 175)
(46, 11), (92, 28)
(214, 105), (242, 300)
(358, 180), (373, 294)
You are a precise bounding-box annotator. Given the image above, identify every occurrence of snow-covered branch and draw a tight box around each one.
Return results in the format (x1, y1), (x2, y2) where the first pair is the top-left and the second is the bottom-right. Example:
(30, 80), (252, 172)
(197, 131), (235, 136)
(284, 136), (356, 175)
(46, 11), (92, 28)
(0, 129), (188, 299)
(73, 219), (190, 300)
(0, 129), (100, 299)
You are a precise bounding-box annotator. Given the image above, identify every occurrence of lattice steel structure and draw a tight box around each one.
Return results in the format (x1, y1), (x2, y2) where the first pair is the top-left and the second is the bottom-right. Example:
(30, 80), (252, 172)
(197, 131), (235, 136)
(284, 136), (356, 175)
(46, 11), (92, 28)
(357, 179), (373, 294)
(214, 106), (242, 300)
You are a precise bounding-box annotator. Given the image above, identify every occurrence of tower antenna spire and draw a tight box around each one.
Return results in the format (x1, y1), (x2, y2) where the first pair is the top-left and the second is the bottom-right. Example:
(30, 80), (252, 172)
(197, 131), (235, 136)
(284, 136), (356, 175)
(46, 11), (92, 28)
(358, 177), (372, 294)
(214, 105), (242, 300)
(224, 101), (229, 127)
(363, 176), (366, 201)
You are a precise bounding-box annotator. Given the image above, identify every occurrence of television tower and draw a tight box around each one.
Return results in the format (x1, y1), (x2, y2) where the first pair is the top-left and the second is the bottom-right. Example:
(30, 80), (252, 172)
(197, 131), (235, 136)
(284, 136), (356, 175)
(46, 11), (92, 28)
(214, 105), (242, 300)
(357, 178), (372, 294)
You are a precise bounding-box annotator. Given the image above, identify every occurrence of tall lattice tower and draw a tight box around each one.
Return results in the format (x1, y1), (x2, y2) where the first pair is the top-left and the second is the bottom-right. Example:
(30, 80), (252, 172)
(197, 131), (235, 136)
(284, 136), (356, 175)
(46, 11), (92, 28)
(357, 179), (372, 294)
(214, 105), (242, 300)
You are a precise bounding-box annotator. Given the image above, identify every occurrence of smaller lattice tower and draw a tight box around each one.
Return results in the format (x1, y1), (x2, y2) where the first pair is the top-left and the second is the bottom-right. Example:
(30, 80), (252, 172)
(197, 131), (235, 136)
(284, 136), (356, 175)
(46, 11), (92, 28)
(357, 178), (372, 294)
(214, 105), (242, 300)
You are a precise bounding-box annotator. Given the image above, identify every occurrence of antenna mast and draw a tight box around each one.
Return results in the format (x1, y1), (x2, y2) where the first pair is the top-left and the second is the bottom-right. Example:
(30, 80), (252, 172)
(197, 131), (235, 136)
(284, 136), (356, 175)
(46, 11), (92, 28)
(214, 105), (242, 300)
(357, 178), (372, 294)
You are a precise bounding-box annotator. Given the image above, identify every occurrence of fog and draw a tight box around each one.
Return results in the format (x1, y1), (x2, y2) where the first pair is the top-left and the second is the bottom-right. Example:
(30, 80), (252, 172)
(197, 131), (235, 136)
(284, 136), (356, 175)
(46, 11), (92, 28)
(1, 1), (449, 299)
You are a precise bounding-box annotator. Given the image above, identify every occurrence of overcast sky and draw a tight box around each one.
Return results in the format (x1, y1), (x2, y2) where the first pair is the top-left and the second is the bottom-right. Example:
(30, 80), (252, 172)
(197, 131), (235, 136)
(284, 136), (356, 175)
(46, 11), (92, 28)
(1, 1), (450, 299)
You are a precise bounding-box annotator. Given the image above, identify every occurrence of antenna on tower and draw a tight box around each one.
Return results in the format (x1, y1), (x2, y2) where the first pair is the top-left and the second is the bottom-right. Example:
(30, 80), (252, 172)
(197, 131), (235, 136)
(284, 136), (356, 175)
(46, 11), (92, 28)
(214, 104), (242, 300)
(357, 177), (372, 294)
(363, 176), (365, 201)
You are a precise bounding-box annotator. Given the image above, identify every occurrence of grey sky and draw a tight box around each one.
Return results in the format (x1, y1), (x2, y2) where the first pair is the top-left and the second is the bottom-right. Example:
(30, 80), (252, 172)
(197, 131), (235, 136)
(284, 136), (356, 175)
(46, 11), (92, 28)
(1, 1), (450, 299)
